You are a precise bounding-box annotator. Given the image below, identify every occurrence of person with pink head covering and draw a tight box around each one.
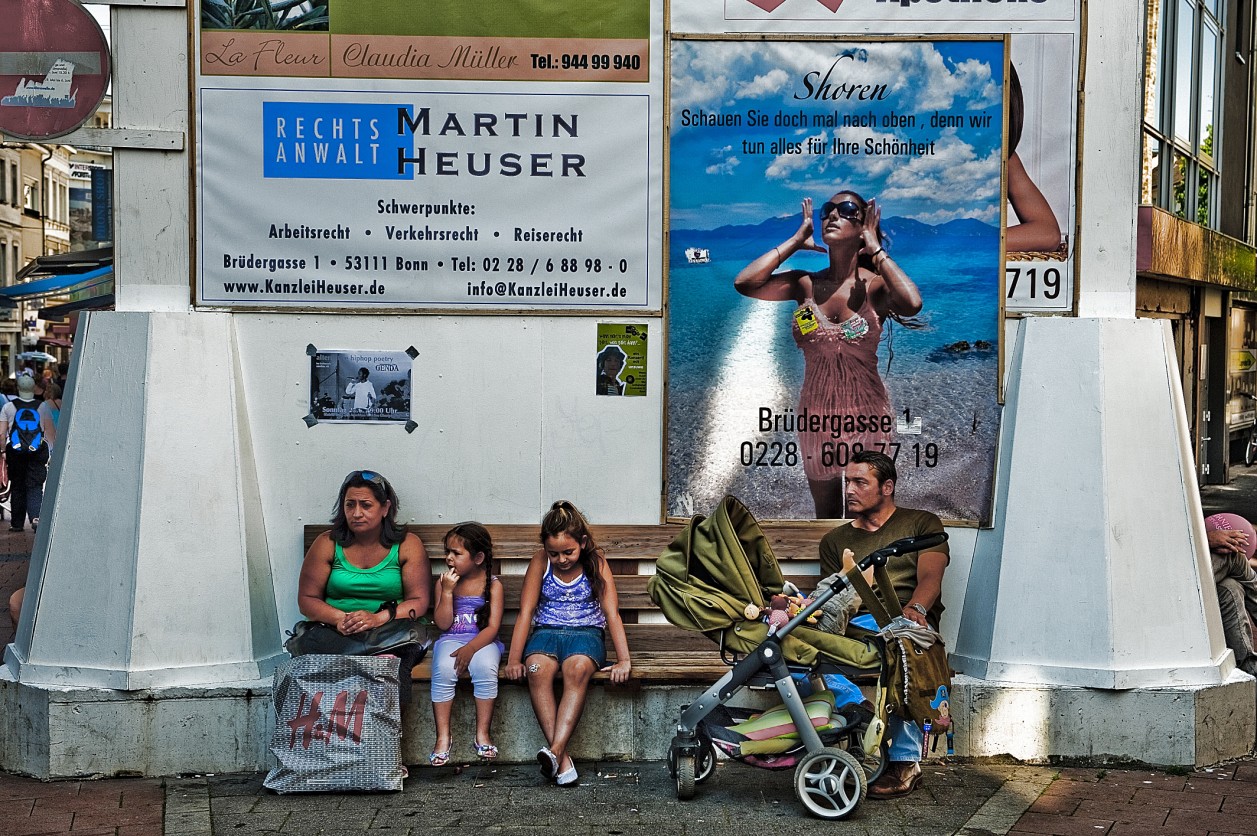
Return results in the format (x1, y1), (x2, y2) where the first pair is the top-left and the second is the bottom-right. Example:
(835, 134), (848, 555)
(1204, 513), (1257, 675)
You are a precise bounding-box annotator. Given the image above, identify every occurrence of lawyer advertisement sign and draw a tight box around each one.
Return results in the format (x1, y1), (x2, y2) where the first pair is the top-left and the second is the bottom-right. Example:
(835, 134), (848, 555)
(195, 0), (663, 310)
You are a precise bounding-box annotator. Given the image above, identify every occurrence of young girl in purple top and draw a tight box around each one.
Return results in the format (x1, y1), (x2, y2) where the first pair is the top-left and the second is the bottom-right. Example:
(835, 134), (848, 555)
(429, 522), (504, 767)
(505, 500), (632, 787)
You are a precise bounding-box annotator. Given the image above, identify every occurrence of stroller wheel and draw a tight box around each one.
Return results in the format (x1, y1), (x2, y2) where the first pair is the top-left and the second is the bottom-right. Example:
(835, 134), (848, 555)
(669, 730), (716, 786)
(675, 753), (697, 800)
(794, 747), (866, 820)
(694, 737), (716, 784)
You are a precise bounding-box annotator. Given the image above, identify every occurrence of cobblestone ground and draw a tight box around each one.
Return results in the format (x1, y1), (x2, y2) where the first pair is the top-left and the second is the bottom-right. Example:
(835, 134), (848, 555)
(197, 759), (1026, 836)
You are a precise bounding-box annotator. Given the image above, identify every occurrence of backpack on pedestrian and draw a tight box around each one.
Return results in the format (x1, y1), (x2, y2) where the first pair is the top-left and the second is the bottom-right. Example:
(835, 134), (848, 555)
(8, 399), (42, 452)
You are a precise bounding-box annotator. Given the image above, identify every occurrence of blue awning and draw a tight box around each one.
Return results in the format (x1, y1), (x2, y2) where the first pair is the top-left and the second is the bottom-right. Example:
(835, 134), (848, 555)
(0, 265), (113, 307)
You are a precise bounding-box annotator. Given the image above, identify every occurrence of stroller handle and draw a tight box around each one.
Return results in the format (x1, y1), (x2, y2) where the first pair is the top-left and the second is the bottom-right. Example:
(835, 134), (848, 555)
(863, 532), (949, 566)
(774, 532), (949, 638)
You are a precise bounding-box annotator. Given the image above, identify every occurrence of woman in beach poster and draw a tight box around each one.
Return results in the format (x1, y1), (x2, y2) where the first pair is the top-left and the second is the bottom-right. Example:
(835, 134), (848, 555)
(733, 192), (921, 518)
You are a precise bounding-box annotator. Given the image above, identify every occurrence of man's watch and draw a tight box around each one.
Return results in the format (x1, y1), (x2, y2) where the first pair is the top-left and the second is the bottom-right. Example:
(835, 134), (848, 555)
(907, 603), (929, 618)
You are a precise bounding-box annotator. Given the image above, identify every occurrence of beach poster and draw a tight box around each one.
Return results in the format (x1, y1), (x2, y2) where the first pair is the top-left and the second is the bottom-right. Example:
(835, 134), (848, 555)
(666, 39), (1003, 523)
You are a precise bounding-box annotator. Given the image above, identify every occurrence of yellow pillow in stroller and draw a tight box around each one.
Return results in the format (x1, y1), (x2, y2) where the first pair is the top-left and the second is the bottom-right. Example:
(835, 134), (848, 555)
(730, 690), (836, 741)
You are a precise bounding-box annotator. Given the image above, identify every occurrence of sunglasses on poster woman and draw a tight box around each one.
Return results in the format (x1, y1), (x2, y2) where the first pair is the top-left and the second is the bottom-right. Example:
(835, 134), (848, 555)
(819, 200), (865, 223)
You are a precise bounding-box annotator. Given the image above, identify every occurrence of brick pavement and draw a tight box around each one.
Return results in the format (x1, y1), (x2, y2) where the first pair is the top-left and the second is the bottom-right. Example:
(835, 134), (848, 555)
(0, 749), (1254, 833)
(0, 773), (164, 836)
(1010, 761), (1257, 835)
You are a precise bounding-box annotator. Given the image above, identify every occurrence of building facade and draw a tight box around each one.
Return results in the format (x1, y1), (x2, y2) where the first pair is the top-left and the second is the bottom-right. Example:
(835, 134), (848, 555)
(0, 96), (114, 371)
(1140, 0), (1257, 482)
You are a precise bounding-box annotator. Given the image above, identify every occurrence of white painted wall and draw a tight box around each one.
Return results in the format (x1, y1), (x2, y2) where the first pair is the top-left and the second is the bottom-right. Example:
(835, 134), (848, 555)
(232, 313), (664, 632)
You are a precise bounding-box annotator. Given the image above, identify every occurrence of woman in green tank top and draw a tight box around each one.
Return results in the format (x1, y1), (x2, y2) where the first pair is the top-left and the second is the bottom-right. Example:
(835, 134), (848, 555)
(298, 470), (432, 637)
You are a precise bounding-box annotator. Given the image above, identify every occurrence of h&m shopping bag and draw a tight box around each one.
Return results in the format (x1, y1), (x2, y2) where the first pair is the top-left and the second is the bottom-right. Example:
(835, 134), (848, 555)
(264, 653), (405, 793)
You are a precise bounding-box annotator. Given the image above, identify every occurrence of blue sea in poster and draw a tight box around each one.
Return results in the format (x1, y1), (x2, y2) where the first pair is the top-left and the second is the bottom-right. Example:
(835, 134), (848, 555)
(666, 215), (1001, 522)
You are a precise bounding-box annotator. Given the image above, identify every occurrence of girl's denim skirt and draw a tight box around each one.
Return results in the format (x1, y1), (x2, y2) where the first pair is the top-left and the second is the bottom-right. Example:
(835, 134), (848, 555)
(523, 625), (607, 668)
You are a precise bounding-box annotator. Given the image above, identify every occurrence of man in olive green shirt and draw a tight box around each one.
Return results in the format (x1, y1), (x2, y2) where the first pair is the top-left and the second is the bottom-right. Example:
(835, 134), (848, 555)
(818, 450), (949, 799)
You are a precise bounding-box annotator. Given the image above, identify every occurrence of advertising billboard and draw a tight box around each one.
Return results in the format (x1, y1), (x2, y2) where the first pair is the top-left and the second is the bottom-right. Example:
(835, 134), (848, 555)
(195, 0), (664, 311)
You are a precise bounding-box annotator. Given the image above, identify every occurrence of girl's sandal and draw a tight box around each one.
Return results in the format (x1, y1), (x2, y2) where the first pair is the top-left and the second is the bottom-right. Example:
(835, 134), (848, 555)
(475, 743), (499, 761)
(428, 750), (450, 767)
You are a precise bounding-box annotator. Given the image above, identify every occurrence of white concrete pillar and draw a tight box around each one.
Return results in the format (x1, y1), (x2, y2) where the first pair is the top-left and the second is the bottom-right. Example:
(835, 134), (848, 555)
(950, 316), (1255, 764)
(4, 311), (282, 689)
(953, 317), (1231, 689)
(1073, 0), (1142, 318)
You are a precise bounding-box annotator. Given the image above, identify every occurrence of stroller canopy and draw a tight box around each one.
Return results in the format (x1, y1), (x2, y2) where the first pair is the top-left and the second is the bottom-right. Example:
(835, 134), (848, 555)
(649, 496), (880, 670)
(649, 495), (783, 632)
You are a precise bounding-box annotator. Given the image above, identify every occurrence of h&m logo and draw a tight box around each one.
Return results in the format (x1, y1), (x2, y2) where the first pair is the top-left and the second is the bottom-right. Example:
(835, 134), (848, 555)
(286, 689), (369, 749)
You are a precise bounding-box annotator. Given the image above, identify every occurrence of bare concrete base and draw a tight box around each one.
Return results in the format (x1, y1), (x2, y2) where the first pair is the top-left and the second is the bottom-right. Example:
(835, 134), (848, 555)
(0, 670), (274, 779)
(11, 667), (1249, 778)
(950, 672), (1257, 767)
(399, 683), (782, 767)
(0, 665), (776, 777)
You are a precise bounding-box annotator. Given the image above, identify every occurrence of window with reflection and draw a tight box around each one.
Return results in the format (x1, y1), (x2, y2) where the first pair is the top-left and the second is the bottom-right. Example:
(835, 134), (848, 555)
(1142, 0), (1224, 229)
(1142, 133), (1162, 205)
(1173, 151), (1190, 217)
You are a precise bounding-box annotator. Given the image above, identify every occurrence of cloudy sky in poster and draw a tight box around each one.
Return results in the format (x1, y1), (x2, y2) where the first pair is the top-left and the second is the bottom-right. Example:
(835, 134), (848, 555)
(670, 39), (1004, 229)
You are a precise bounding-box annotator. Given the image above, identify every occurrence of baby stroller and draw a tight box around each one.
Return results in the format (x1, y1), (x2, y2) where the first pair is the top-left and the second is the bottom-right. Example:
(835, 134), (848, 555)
(648, 496), (946, 820)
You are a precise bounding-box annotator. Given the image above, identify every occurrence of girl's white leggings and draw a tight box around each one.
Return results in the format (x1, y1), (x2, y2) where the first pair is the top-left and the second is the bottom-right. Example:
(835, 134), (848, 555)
(429, 634), (503, 702)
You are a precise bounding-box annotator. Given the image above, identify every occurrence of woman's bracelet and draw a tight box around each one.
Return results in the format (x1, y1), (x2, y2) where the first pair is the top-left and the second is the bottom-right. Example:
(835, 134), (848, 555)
(773, 246), (784, 265)
(376, 600), (397, 622)
(869, 247), (885, 261)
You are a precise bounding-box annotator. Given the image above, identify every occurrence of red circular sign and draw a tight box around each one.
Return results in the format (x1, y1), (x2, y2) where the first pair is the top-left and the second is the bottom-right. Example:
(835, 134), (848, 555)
(0, 0), (111, 141)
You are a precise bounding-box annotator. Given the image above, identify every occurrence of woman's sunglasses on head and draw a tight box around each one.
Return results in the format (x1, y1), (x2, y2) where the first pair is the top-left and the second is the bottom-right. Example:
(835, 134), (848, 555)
(343, 470), (386, 487)
(820, 200), (864, 222)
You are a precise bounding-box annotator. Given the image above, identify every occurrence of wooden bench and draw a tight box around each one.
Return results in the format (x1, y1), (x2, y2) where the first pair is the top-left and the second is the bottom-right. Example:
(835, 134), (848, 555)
(303, 522), (838, 686)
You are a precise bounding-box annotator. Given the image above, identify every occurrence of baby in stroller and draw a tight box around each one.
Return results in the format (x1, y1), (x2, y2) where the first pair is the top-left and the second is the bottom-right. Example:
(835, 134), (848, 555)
(648, 495), (947, 820)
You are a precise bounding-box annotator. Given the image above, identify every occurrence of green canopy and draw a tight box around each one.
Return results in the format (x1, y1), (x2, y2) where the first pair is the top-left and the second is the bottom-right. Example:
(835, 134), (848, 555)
(649, 496), (880, 669)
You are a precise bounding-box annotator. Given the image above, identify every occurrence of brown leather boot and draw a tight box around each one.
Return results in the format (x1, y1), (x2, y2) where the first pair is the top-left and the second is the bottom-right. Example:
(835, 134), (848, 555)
(868, 760), (922, 799)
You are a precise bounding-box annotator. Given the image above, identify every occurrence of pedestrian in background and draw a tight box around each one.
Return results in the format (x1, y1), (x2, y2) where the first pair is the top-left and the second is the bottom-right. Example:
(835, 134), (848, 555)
(0, 375), (55, 532)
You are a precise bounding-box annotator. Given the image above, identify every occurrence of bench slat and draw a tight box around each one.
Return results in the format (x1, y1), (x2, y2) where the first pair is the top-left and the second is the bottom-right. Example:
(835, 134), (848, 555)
(304, 523), (839, 562)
